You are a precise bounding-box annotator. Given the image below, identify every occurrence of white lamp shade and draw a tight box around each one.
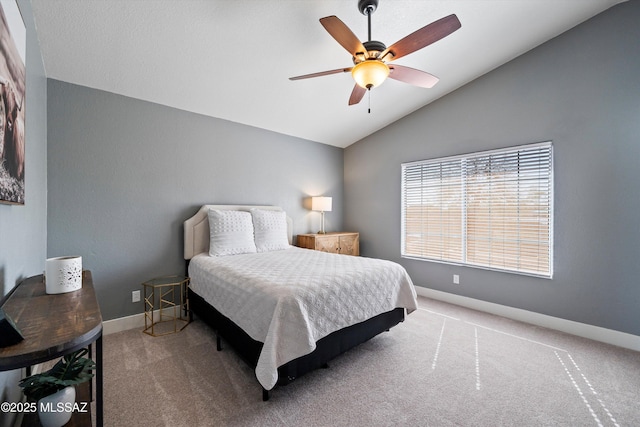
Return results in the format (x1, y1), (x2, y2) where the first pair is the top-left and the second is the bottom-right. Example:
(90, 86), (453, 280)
(311, 196), (332, 212)
(45, 256), (83, 294)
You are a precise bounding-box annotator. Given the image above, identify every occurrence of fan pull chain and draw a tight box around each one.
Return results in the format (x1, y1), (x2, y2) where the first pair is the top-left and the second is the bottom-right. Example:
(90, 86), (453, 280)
(368, 88), (371, 114)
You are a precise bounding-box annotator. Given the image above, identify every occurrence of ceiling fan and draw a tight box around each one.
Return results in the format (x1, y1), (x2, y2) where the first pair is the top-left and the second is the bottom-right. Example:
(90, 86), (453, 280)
(289, 0), (461, 108)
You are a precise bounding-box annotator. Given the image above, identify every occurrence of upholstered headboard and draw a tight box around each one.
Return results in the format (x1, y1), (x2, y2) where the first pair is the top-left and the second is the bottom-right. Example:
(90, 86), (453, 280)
(183, 205), (293, 260)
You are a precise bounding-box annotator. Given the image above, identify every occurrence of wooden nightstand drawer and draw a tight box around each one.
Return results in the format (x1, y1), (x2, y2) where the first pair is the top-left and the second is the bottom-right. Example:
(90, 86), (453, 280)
(297, 232), (359, 256)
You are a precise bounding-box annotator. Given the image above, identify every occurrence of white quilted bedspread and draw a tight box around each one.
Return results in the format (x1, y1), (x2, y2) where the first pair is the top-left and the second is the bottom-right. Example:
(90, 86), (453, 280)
(188, 246), (418, 390)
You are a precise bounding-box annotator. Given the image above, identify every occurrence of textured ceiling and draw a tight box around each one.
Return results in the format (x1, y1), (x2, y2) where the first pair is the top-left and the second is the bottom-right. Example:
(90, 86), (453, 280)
(31, 0), (624, 148)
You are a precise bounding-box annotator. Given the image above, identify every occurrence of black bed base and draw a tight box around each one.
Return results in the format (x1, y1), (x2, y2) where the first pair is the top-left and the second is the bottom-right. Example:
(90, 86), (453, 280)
(188, 288), (405, 401)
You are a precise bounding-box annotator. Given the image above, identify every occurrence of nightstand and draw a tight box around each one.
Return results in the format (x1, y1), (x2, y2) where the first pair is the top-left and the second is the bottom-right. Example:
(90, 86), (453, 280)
(142, 275), (190, 336)
(297, 232), (359, 256)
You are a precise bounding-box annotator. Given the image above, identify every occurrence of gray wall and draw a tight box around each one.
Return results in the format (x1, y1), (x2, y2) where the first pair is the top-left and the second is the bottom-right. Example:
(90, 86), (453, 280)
(47, 81), (344, 321)
(344, 1), (640, 335)
(0, 0), (47, 424)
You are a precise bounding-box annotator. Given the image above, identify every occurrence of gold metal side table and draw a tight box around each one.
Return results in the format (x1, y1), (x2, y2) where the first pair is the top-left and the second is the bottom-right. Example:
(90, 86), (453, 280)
(142, 275), (190, 336)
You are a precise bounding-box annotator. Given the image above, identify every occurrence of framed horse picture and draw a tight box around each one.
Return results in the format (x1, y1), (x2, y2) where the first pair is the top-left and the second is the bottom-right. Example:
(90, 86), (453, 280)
(0, 0), (25, 205)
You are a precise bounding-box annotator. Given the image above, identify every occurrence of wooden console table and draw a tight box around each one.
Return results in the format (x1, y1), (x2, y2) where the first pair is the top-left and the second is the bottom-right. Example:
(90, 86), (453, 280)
(0, 271), (103, 427)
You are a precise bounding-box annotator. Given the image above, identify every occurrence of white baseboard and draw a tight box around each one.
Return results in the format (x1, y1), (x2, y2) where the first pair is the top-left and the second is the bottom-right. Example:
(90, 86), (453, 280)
(102, 308), (190, 335)
(415, 286), (640, 352)
(103, 312), (145, 335)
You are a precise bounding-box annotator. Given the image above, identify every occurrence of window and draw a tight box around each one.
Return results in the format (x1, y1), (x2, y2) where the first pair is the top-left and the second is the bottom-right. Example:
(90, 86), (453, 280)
(401, 142), (553, 278)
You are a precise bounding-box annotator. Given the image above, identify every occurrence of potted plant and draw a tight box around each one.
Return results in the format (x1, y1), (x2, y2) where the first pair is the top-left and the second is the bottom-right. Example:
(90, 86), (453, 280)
(19, 348), (95, 427)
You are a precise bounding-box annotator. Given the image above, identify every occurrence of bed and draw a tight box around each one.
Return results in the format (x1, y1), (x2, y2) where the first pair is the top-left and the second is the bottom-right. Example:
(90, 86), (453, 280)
(184, 204), (418, 400)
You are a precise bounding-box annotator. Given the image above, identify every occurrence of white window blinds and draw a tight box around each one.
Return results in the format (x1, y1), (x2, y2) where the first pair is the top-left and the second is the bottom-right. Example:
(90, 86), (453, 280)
(401, 142), (553, 278)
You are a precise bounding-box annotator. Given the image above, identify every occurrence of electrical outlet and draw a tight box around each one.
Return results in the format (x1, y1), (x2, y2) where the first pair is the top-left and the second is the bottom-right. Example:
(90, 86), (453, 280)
(132, 290), (141, 303)
(453, 274), (460, 285)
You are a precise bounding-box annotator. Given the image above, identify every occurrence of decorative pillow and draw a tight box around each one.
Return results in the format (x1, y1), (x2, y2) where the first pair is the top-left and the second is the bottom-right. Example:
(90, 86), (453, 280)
(208, 209), (257, 256)
(250, 209), (290, 252)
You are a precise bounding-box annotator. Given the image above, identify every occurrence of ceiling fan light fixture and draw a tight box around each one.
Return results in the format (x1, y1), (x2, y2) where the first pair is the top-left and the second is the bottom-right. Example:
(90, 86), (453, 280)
(289, 3), (462, 107)
(352, 60), (389, 89)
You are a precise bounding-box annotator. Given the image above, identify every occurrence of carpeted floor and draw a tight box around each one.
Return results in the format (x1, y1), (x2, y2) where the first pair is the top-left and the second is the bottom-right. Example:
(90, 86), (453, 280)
(102, 296), (640, 426)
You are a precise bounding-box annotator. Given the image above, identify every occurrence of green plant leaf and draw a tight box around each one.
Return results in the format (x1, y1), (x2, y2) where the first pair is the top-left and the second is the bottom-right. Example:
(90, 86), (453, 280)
(18, 349), (95, 401)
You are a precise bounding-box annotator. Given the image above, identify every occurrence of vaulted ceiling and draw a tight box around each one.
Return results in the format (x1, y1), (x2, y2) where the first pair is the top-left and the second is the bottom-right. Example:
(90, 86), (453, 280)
(31, 0), (625, 148)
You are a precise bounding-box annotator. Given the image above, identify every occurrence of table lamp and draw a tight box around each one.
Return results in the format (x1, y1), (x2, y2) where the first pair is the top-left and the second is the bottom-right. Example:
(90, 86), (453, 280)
(311, 196), (332, 234)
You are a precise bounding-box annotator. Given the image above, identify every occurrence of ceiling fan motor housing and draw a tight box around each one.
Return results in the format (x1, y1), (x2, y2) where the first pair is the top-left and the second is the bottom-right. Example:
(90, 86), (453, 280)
(353, 40), (387, 64)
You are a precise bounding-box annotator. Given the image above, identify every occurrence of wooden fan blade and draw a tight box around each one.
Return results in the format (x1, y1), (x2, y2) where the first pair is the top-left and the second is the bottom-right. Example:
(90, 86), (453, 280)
(349, 84), (366, 105)
(290, 67), (352, 81)
(388, 64), (439, 88)
(379, 14), (461, 62)
(320, 16), (368, 58)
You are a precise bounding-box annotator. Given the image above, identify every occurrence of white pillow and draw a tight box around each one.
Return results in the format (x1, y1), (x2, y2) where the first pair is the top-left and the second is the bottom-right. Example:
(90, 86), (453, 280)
(250, 209), (290, 252)
(208, 209), (257, 256)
